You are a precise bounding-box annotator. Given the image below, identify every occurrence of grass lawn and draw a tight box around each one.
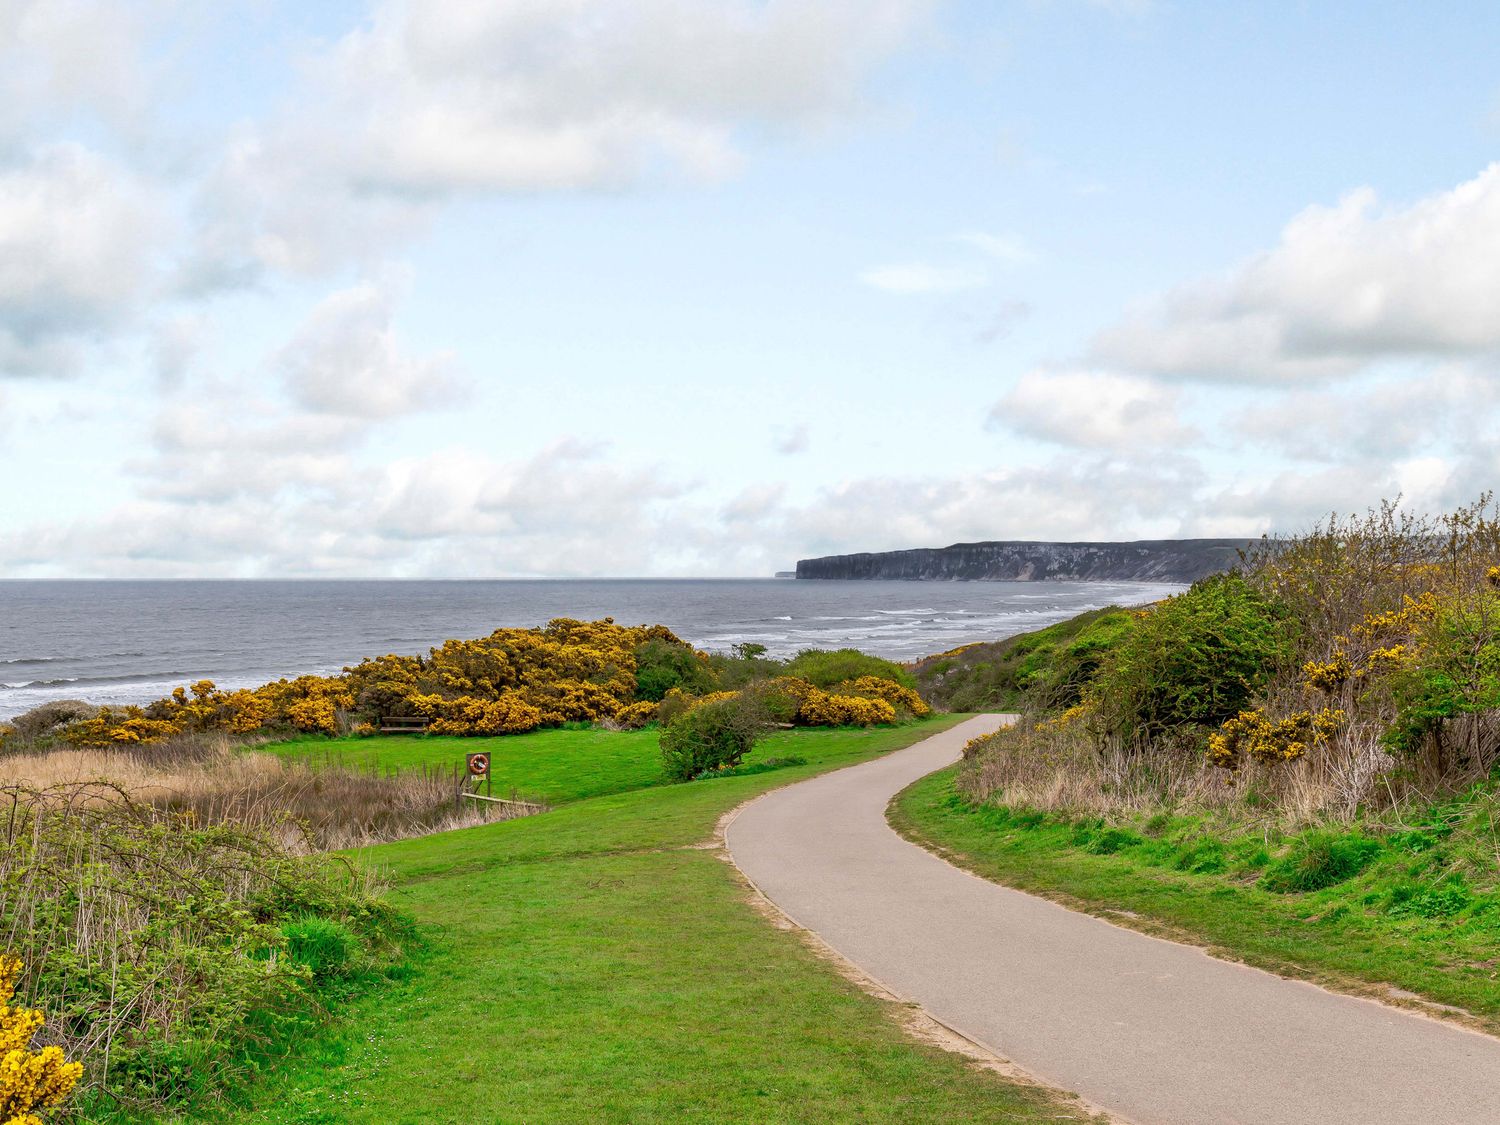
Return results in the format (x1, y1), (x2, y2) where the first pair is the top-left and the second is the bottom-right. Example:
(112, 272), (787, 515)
(264, 725), (934, 807)
(265, 727), (670, 805)
(891, 767), (1500, 1033)
(197, 719), (1094, 1124)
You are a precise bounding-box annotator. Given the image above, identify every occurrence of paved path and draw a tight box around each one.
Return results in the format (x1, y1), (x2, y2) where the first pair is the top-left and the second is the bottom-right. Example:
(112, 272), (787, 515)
(726, 715), (1500, 1125)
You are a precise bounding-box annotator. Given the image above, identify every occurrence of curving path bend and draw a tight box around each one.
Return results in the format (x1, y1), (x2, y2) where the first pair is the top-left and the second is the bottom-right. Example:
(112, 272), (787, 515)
(726, 715), (1500, 1125)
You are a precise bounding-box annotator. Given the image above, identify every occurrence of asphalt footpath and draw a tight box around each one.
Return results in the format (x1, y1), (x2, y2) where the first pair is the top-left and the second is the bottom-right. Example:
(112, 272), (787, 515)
(726, 714), (1500, 1125)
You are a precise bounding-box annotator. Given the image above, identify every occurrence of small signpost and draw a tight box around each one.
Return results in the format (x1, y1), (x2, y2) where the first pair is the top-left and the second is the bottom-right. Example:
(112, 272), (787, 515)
(457, 751), (543, 814)
(466, 751), (491, 798)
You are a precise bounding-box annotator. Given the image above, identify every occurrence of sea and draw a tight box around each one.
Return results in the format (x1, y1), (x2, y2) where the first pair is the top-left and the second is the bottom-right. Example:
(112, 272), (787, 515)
(0, 579), (1181, 721)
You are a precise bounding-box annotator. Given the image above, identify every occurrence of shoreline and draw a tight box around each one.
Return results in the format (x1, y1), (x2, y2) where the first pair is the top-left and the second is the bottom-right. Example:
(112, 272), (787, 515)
(0, 579), (1180, 722)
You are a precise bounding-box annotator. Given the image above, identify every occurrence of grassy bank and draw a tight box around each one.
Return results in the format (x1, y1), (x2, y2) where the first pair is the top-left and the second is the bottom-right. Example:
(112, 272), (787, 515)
(200, 719), (1094, 1124)
(892, 766), (1500, 1029)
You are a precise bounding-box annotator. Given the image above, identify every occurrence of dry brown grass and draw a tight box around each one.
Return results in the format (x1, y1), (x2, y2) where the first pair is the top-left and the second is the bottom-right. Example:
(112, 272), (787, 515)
(960, 723), (1241, 817)
(0, 732), (542, 852)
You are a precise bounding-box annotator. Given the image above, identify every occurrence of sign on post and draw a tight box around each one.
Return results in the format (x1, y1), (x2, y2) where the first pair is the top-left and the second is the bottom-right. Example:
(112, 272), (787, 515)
(466, 751), (492, 797)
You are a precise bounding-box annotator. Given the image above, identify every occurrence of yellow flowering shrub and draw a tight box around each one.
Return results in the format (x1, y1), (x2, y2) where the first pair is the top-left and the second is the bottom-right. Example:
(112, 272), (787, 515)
(59, 708), (180, 749)
(29, 617), (928, 746)
(615, 700), (658, 729)
(1036, 701), (1093, 733)
(0, 954), (82, 1125)
(423, 694), (545, 736)
(1350, 592), (1439, 644)
(1207, 707), (1345, 769)
(1302, 652), (1353, 694)
(834, 676), (931, 717)
(1364, 644), (1413, 674)
(796, 690), (897, 727)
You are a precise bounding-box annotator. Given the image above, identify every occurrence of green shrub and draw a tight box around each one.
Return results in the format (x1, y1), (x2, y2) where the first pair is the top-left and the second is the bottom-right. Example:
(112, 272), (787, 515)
(1260, 832), (1382, 893)
(660, 696), (768, 781)
(282, 916), (362, 981)
(634, 638), (719, 702)
(785, 649), (915, 690)
(1385, 593), (1500, 758)
(706, 646), (786, 689)
(1093, 573), (1291, 747)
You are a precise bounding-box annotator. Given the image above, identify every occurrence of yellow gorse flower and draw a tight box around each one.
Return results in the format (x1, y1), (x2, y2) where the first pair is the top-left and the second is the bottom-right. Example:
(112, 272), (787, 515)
(0, 955), (82, 1125)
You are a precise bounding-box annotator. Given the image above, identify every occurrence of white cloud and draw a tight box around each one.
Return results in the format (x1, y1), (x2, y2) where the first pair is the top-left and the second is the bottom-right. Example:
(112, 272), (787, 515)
(0, 143), (162, 376)
(722, 482), (786, 523)
(185, 0), (935, 280)
(279, 279), (463, 419)
(774, 424), (810, 454)
(5, 434), (701, 578)
(992, 367), (1195, 450)
(1093, 163), (1500, 382)
(953, 230), (1034, 263)
(317, 0), (932, 194)
(1233, 363), (1500, 464)
(859, 262), (989, 294)
(149, 314), (208, 389)
(787, 453), (1207, 553)
(0, 1), (157, 145)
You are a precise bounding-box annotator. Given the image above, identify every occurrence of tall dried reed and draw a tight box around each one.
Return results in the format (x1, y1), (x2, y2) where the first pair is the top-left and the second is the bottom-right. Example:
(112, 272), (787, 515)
(0, 732), (542, 852)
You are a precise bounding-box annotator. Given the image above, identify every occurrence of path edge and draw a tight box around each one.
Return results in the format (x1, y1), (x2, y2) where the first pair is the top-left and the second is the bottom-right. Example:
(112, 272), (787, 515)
(712, 720), (1127, 1125)
(884, 761), (1500, 1042)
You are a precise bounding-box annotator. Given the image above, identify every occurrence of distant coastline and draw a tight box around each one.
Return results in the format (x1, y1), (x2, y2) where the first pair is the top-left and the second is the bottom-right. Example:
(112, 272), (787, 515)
(795, 539), (1255, 584)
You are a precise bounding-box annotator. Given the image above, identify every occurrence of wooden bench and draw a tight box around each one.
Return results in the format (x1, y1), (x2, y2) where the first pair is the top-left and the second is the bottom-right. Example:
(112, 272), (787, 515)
(379, 714), (430, 734)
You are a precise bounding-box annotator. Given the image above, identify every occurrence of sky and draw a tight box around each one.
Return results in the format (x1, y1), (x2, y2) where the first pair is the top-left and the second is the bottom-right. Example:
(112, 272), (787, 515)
(3, 0), (1500, 578)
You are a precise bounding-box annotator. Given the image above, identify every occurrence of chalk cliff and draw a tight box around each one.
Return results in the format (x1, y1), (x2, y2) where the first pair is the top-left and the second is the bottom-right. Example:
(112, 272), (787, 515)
(794, 540), (1255, 583)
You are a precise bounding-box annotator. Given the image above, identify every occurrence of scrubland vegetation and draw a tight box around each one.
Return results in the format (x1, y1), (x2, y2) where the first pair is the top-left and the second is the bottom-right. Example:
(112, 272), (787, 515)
(897, 498), (1500, 1025)
(0, 623), (936, 1121)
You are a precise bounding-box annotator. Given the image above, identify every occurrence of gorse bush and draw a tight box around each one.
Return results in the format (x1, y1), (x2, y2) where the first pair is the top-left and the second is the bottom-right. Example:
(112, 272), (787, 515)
(1383, 591), (1500, 761)
(0, 622), (926, 753)
(0, 953), (81, 1125)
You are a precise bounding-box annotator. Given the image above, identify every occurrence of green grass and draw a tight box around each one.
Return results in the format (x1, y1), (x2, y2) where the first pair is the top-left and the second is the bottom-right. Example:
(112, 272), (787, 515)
(267, 726), (928, 807)
(265, 727), (670, 805)
(891, 768), (1500, 1029)
(195, 719), (1094, 1124)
